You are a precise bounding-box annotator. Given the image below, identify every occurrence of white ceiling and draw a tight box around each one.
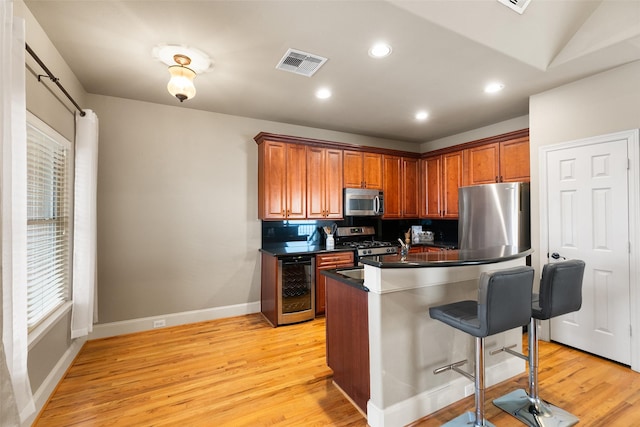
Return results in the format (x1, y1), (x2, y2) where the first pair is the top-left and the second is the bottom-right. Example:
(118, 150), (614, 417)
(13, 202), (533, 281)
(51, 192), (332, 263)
(24, 0), (640, 143)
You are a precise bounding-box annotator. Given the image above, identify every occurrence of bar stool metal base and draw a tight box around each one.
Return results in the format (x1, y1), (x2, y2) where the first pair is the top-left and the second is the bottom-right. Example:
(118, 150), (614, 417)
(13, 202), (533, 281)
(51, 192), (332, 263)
(493, 389), (579, 427)
(441, 411), (496, 427)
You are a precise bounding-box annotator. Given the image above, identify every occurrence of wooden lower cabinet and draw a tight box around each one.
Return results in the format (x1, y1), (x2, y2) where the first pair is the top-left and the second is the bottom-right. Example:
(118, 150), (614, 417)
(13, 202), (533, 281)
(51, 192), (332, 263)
(315, 251), (355, 315)
(325, 275), (369, 414)
(408, 245), (447, 254)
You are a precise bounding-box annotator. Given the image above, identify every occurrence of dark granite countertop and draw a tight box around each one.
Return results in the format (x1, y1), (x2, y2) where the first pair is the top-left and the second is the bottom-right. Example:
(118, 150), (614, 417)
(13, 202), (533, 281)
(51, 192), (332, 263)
(321, 267), (368, 292)
(260, 244), (356, 257)
(361, 246), (533, 268)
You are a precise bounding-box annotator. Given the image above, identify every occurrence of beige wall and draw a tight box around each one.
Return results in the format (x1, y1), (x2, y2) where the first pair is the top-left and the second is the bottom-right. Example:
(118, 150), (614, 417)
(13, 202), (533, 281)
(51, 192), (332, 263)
(89, 94), (416, 323)
(420, 115), (529, 152)
(529, 60), (640, 278)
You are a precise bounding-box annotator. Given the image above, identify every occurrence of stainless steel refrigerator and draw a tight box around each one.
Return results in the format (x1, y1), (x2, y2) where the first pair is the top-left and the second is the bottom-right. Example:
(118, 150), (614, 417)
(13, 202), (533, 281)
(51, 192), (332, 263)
(458, 182), (530, 250)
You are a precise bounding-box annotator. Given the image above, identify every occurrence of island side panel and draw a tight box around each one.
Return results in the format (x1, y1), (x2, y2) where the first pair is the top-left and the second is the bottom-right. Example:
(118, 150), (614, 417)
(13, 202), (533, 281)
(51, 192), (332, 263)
(325, 276), (370, 414)
(366, 259), (526, 427)
(260, 253), (278, 326)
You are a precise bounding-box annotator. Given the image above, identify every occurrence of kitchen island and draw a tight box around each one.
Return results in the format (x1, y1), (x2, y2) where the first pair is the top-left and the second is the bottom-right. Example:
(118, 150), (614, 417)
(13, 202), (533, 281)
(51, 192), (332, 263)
(323, 246), (533, 427)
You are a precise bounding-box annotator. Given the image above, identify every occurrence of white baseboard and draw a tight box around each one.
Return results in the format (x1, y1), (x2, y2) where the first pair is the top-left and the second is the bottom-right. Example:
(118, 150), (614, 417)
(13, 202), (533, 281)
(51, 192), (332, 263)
(366, 357), (525, 427)
(89, 301), (261, 340)
(24, 337), (86, 427)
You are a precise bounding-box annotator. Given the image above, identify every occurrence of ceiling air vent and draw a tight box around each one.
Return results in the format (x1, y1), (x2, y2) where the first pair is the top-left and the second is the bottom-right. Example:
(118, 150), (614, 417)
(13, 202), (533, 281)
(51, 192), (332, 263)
(276, 48), (328, 77)
(497, 0), (532, 14)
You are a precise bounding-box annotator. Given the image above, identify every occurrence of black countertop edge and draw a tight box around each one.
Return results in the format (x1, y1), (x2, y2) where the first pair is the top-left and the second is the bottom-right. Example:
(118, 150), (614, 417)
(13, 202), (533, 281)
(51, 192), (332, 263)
(260, 245), (356, 257)
(321, 268), (369, 292)
(361, 247), (534, 268)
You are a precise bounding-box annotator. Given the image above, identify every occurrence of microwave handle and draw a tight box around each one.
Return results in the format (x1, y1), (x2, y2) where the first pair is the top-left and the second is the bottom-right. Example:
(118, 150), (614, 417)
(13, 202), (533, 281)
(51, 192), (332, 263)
(374, 195), (380, 215)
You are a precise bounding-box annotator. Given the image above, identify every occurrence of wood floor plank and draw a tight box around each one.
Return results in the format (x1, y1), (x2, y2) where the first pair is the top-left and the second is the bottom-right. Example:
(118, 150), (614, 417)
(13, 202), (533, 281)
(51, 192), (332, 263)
(35, 314), (640, 426)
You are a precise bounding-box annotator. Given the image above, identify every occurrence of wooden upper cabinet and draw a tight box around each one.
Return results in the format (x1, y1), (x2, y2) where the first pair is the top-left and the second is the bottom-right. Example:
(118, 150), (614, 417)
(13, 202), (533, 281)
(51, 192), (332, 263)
(255, 130), (528, 221)
(464, 143), (500, 185)
(402, 157), (419, 218)
(343, 150), (363, 188)
(363, 152), (383, 189)
(442, 151), (463, 218)
(421, 151), (463, 219)
(259, 140), (286, 219)
(285, 143), (307, 219)
(382, 155), (402, 218)
(343, 150), (383, 189)
(420, 156), (441, 218)
(258, 140), (306, 220)
(500, 136), (530, 182)
(383, 155), (419, 219)
(307, 147), (343, 219)
(464, 137), (530, 185)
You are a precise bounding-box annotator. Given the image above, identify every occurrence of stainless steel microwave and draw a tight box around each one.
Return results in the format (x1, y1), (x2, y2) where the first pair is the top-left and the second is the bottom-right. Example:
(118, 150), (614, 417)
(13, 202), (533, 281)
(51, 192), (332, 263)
(344, 188), (384, 216)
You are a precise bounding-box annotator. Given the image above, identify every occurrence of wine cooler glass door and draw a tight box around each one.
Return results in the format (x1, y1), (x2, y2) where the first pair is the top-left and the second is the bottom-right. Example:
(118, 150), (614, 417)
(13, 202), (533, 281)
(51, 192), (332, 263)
(277, 255), (315, 325)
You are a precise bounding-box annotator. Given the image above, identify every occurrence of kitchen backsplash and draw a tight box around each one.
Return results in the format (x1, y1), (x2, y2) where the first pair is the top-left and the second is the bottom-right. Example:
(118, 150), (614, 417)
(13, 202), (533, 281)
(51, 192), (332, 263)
(261, 218), (458, 246)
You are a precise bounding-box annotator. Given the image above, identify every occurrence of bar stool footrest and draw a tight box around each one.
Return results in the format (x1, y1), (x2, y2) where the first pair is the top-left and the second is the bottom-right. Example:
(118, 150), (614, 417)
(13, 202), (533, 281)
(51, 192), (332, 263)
(441, 411), (496, 427)
(493, 389), (578, 427)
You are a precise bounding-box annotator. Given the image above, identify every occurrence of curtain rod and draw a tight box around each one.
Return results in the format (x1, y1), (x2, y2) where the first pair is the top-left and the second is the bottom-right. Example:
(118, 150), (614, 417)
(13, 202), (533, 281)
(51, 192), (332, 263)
(25, 43), (86, 117)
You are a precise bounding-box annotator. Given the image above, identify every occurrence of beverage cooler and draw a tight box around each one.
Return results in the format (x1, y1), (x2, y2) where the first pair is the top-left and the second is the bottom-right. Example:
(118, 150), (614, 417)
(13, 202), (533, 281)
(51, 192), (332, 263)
(277, 255), (315, 325)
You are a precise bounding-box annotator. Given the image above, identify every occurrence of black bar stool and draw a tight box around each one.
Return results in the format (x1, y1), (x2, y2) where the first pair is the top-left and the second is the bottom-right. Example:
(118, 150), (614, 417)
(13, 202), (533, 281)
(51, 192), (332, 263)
(429, 266), (534, 427)
(493, 259), (586, 427)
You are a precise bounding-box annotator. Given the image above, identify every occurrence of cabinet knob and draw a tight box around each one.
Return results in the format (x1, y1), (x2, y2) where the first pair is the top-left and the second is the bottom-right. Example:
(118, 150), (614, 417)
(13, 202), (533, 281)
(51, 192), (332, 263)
(495, 176), (498, 182)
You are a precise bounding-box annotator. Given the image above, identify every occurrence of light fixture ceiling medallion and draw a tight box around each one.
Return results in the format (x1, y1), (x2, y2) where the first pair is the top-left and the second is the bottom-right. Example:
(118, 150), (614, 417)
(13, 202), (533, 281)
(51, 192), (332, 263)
(153, 44), (212, 103)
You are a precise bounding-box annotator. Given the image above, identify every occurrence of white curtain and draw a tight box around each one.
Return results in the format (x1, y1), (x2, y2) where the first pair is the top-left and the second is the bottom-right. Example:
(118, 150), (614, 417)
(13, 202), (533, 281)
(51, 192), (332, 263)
(1, 0), (35, 424)
(71, 109), (99, 339)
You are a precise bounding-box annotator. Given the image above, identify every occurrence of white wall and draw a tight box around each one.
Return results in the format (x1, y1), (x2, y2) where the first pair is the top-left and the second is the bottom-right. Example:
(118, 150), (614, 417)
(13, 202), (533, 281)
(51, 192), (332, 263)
(529, 60), (640, 281)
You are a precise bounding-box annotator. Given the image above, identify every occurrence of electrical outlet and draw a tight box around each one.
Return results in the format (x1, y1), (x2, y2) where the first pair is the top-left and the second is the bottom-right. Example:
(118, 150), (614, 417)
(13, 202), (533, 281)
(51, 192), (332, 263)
(153, 319), (166, 328)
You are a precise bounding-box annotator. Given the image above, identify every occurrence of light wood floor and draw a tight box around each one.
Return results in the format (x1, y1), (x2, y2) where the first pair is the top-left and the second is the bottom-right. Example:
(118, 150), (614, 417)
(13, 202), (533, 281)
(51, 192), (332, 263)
(35, 314), (640, 426)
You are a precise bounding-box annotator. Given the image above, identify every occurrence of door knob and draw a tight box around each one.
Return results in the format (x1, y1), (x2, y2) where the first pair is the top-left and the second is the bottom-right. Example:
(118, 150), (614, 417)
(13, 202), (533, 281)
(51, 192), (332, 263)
(550, 252), (566, 260)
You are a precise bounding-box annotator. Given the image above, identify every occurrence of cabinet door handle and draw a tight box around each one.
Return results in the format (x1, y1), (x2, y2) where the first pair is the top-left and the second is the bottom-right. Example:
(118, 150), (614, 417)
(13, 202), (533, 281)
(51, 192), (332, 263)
(495, 176), (498, 182)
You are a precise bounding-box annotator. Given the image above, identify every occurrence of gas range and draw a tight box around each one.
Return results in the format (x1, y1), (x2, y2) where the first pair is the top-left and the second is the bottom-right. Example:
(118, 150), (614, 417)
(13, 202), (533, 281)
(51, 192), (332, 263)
(335, 226), (399, 257)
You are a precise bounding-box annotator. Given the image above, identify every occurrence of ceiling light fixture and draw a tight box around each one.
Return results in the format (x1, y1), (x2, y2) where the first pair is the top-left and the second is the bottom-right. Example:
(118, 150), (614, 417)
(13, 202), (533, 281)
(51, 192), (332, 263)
(484, 82), (505, 93)
(369, 43), (392, 58)
(415, 111), (429, 121)
(316, 88), (332, 99)
(167, 54), (196, 102)
(153, 44), (212, 103)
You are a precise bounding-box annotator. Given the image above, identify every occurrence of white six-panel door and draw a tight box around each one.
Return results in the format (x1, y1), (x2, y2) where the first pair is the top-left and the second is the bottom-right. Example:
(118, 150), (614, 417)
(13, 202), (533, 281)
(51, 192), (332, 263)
(545, 135), (631, 365)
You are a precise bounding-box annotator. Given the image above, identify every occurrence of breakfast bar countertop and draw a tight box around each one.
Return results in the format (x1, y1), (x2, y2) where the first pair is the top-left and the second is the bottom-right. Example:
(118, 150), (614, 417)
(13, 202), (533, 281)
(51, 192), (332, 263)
(361, 245), (533, 268)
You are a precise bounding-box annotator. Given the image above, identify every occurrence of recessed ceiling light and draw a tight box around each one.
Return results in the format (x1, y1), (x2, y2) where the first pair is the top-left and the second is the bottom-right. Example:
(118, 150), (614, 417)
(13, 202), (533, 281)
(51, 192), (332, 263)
(484, 82), (505, 93)
(415, 111), (429, 121)
(316, 88), (332, 99)
(369, 43), (392, 58)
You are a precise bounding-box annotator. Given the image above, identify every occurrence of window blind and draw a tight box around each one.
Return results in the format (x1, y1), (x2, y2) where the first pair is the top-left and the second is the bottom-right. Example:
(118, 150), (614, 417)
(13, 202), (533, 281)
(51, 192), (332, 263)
(26, 122), (72, 330)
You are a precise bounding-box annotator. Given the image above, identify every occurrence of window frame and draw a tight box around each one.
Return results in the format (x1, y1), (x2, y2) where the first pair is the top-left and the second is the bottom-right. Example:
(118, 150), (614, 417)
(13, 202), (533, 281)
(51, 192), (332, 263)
(25, 111), (74, 345)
